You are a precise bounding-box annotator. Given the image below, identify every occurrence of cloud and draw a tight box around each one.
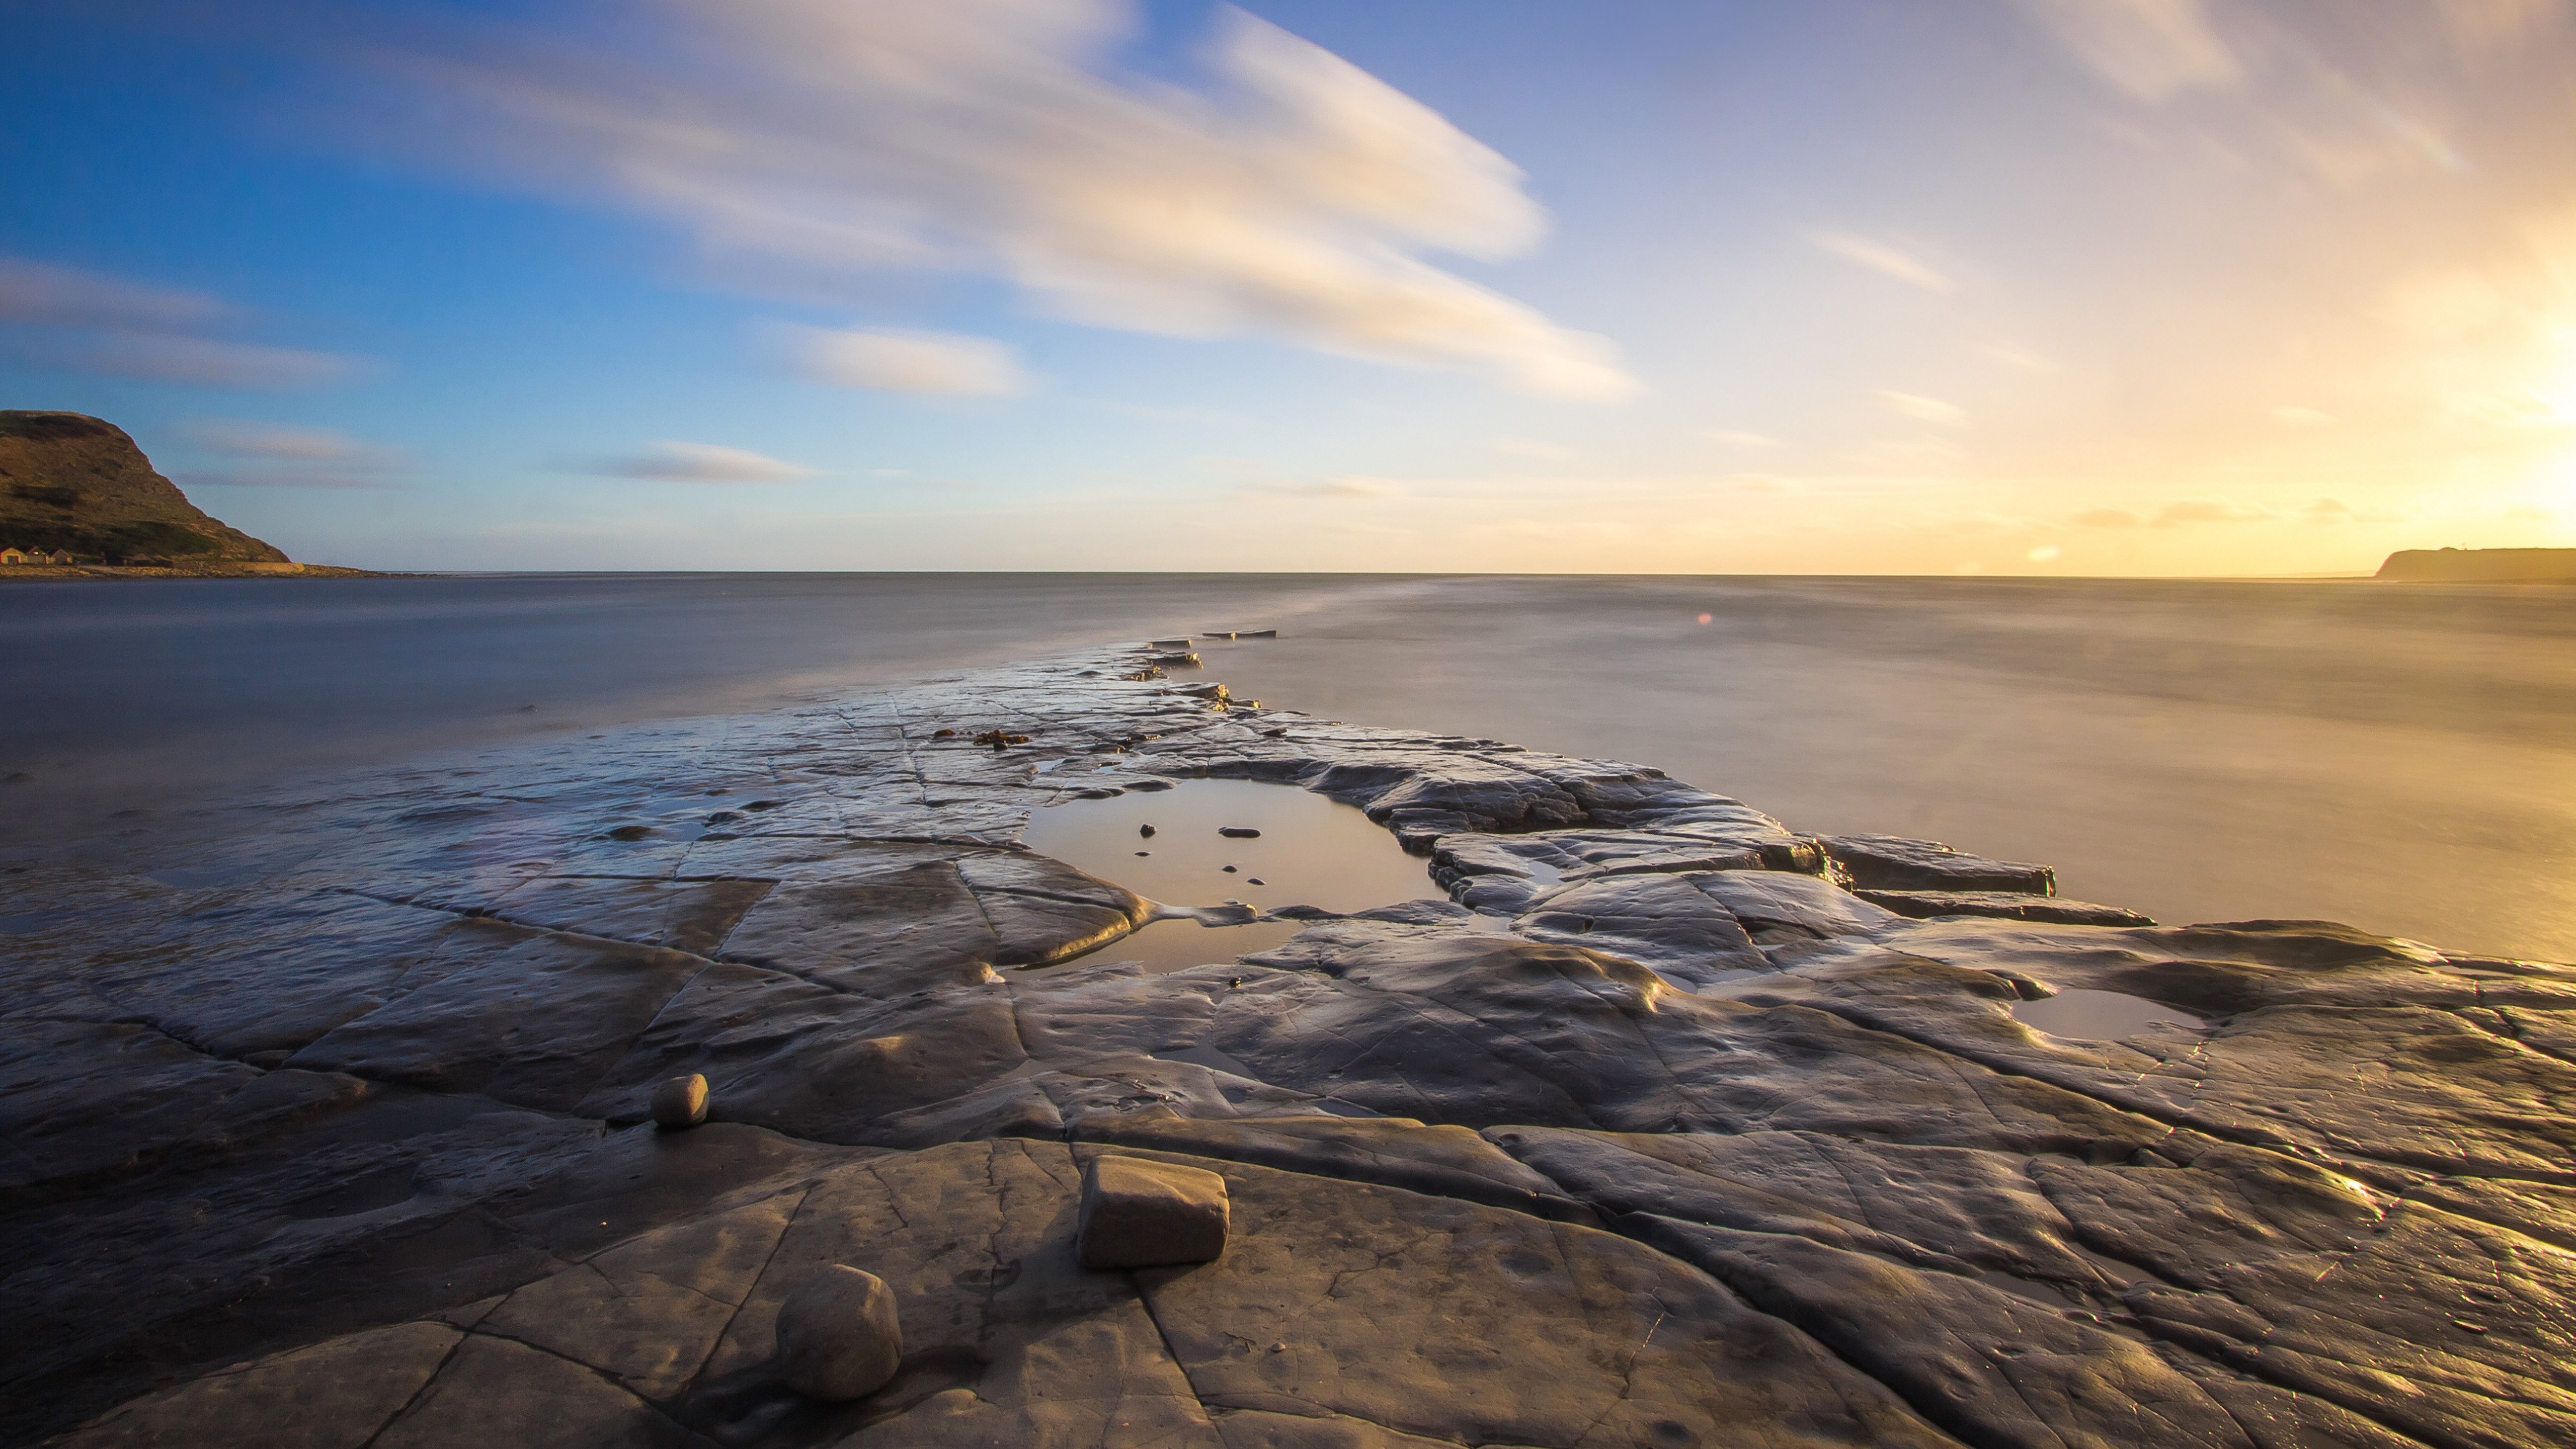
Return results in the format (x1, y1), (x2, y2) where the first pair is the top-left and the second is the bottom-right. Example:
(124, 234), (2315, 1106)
(776, 325), (1029, 396)
(1806, 230), (1956, 292)
(2155, 499), (2275, 524)
(595, 440), (819, 482)
(1248, 476), (1398, 498)
(61, 334), (360, 389)
(1494, 436), (1576, 461)
(190, 421), (379, 461)
(0, 255), (364, 389)
(0, 257), (230, 330)
(2074, 507), (2146, 527)
(1878, 390), (1970, 427)
(2008, 0), (2241, 100)
(178, 469), (388, 491)
(179, 420), (403, 489)
(2026, 543), (2063, 561)
(375, 0), (1635, 398)
(1705, 429), (1781, 448)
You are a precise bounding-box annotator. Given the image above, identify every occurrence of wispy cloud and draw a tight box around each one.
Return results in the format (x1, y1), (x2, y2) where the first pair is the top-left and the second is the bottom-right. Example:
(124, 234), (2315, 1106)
(0, 255), (364, 389)
(774, 325), (1028, 396)
(0, 257), (230, 331)
(2008, 0), (2241, 100)
(372, 0), (1634, 398)
(1705, 429), (1781, 448)
(1247, 476), (1399, 499)
(1807, 230), (1955, 292)
(1878, 390), (1969, 427)
(179, 420), (403, 489)
(594, 440), (819, 482)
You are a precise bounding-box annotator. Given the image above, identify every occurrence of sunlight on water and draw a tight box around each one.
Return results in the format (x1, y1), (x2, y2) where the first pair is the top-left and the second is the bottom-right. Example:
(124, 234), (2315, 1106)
(1020, 776), (1433, 915)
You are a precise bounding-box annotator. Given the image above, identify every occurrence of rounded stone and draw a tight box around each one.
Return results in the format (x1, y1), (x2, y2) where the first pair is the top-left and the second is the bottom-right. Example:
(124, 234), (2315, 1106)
(776, 1265), (903, 1401)
(650, 1073), (709, 1129)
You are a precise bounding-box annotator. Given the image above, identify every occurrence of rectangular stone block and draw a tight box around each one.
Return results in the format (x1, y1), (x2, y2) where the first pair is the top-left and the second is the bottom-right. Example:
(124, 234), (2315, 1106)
(1078, 1154), (1229, 1269)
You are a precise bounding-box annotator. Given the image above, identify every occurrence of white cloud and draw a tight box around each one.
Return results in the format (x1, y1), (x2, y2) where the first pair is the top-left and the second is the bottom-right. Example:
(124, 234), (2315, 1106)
(2008, 0), (2241, 100)
(1705, 429), (1781, 448)
(1878, 390), (1970, 427)
(386, 0), (1634, 398)
(597, 441), (819, 482)
(1806, 230), (1956, 292)
(778, 326), (1028, 396)
(0, 255), (363, 389)
(0, 257), (229, 330)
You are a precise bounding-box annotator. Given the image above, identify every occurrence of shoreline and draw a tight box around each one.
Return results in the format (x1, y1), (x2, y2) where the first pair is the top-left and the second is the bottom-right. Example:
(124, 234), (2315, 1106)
(0, 561), (390, 580)
(7, 640), (2570, 1447)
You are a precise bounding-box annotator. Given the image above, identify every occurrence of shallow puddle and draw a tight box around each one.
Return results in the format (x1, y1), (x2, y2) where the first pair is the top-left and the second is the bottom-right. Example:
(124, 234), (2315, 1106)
(2011, 989), (2207, 1041)
(1074, 917), (1313, 975)
(1022, 776), (1432, 914)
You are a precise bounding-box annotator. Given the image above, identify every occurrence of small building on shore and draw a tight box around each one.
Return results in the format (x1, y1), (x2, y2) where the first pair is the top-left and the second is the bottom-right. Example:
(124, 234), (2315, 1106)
(0, 546), (28, 565)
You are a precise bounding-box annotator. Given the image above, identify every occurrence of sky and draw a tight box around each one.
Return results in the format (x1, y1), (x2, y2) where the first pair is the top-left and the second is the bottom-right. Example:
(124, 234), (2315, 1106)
(4, 0), (2573, 574)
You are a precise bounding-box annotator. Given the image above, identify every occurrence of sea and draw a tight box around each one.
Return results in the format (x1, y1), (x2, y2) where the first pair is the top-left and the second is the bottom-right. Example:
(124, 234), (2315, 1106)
(3, 573), (2569, 962)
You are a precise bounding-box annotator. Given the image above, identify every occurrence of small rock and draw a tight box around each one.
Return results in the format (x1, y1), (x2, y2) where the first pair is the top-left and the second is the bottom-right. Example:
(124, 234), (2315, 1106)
(1246, 877), (1265, 886)
(1218, 826), (1261, 839)
(1140, 824), (1156, 838)
(776, 1265), (903, 1400)
(1222, 865), (1238, 873)
(932, 728), (955, 738)
(651, 1073), (710, 1128)
(606, 825), (655, 841)
(1135, 851), (1150, 857)
(1078, 1155), (1229, 1270)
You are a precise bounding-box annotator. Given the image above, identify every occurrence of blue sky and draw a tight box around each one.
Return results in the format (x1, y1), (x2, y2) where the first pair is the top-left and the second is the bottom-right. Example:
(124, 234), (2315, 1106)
(5, 0), (2573, 572)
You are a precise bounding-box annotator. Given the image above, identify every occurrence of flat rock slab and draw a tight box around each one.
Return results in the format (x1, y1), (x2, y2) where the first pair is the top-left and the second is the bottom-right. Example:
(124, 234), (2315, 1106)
(9, 647), (2573, 1449)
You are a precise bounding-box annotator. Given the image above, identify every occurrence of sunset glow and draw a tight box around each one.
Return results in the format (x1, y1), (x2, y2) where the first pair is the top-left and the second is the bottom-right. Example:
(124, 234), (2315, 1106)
(5, 0), (2573, 573)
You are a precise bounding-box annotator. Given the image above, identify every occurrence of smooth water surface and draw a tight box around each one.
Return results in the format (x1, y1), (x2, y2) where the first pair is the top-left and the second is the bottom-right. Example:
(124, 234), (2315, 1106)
(2011, 990), (2208, 1042)
(1020, 777), (1434, 914)
(5, 572), (2570, 960)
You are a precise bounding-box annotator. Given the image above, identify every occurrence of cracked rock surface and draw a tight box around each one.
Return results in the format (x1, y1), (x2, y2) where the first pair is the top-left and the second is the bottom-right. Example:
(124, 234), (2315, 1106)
(7, 647), (2572, 1448)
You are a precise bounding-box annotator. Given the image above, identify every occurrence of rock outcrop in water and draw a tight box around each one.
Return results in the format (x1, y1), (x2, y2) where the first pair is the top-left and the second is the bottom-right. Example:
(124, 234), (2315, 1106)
(0, 412), (288, 566)
(5, 648), (2571, 1448)
(2376, 546), (2576, 583)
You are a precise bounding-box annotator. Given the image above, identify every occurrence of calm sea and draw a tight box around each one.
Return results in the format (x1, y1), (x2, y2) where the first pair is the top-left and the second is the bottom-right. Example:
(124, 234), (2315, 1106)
(3, 573), (2568, 961)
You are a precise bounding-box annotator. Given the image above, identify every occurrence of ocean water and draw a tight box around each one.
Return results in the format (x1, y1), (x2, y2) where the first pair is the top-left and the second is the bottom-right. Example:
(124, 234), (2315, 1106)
(3, 572), (2568, 960)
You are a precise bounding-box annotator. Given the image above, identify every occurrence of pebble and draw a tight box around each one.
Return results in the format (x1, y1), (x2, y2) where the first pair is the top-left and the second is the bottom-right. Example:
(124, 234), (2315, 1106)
(651, 1073), (709, 1128)
(776, 1265), (903, 1400)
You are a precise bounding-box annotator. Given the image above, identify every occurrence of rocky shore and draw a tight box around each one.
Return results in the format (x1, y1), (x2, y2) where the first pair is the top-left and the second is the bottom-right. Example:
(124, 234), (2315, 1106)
(4, 645), (2570, 1448)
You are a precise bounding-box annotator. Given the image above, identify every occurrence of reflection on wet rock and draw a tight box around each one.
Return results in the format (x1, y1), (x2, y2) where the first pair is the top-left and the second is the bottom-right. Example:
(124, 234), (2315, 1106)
(8, 645), (2574, 1449)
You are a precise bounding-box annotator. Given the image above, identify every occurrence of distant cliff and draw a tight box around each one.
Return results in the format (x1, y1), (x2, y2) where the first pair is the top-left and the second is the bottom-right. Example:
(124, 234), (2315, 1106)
(0, 411), (289, 565)
(2376, 547), (2576, 583)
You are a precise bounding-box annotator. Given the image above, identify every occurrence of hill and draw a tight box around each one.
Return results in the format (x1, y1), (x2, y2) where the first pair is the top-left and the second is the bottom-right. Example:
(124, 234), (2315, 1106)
(2377, 546), (2576, 583)
(0, 411), (289, 565)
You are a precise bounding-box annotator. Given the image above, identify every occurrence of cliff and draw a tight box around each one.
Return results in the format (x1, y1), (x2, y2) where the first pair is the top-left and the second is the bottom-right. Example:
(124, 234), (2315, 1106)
(0, 411), (289, 565)
(2377, 546), (2576, 582)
